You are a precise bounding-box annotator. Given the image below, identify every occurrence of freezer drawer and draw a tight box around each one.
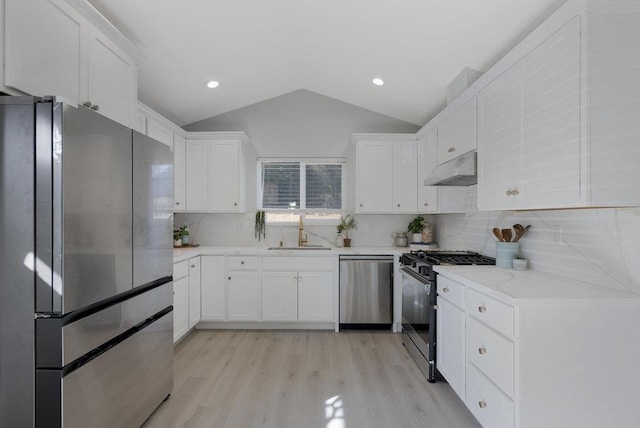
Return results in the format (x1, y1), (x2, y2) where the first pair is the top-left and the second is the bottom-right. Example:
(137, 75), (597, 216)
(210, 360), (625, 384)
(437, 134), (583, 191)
(36, 310), (173, 428)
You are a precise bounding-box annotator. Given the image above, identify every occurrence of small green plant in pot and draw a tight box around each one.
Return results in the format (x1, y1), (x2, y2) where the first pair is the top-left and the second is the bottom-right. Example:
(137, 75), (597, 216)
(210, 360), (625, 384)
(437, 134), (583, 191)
(408, 216), (425, 243)
(173, 225), (188, 247)
(337, 214), (358, 247)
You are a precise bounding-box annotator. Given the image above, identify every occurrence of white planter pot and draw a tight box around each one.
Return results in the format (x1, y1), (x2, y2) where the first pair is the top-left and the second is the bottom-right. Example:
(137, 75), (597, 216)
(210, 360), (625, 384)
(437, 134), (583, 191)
(412, 233), (423, 243)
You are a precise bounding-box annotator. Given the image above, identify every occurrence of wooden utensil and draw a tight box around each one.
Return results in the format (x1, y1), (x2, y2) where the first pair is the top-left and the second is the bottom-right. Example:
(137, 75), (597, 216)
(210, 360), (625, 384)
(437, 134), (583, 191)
(492, 227), (504, 242)
(513, 224), (524, 242)
(513, 224), (531, 242)
(502, 228), (513, 242)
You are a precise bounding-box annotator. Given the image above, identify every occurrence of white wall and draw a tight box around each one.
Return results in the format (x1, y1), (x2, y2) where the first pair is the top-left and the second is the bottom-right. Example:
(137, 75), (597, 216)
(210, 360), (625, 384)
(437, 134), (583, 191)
(433, 186), (640, 294)
(184, 89), (420, 157)
(180, 89), (422, 248)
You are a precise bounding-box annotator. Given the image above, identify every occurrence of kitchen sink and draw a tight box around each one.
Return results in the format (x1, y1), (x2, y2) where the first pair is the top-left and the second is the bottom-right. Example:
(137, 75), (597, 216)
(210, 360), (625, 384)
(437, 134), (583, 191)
(267, 245), (331, 250)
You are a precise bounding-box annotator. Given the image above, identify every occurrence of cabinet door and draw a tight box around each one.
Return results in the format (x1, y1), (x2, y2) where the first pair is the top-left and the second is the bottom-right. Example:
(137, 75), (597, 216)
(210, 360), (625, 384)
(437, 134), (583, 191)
(519, 17), (581, 208)
(173, 134), (186, 211)
(86, 30), (136, 127)
(185, 140), (209, 211)
(437, 97), (477, 165)
(356, 141), (393, 213)
(262, 272), (298, 321)
(227, 271), (259, 321)
(173, 276), (189, 343)
(392, 140), (418, 213)
(417, 131), (439, 213)
(437, 297), (466, 400)
(5, 0), (83, 102)
(298, 271), (334, 322)
(188, 257), (201, 328)
(477, 64), (521, 210)
(209, 140), (240, 212)
(201, 256), (225, 321)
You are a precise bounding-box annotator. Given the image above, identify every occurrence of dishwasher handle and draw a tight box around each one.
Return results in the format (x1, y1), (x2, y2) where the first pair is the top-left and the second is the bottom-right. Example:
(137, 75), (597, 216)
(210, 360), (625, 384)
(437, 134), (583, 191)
(339, 255), (394, 262)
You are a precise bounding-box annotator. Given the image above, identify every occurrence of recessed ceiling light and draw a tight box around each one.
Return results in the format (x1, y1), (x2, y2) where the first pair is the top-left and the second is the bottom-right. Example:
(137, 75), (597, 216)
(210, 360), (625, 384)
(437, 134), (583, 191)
(207, 80), (220, 89)
(372, 78), (384, 86)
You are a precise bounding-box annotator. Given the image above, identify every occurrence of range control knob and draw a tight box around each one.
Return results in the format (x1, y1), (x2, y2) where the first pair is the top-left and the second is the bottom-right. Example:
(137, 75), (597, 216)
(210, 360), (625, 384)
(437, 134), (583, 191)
(411, 261), (417, 268)
(418, 265), (430, 276)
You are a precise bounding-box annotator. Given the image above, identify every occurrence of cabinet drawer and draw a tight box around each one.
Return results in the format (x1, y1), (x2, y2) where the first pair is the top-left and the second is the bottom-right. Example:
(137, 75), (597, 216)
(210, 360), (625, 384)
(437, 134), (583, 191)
(262, 256), (333, 272)
(466, 288), (514, 338)
(227, 256), (259, 270)
(173, 260), (189, 280)
(466, 363), (514, 428)
(437, 276), (465, 309)
(467, 317), (514, 398)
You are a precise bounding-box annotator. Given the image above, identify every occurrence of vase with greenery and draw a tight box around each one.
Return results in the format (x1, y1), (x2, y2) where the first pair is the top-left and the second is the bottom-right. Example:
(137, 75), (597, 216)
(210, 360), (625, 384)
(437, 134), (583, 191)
(408, 216), (425, 243)
(337, 214), (358, 247)
(173, 225), (188, 247)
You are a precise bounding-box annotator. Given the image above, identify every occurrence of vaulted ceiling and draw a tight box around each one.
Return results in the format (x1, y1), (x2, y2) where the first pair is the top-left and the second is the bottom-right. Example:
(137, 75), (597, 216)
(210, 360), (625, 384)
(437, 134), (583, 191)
(88, 0), (565, 127)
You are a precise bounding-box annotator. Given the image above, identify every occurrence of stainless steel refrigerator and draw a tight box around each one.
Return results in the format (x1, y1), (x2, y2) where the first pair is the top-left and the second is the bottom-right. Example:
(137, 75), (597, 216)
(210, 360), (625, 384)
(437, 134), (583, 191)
(0, 96), (174, 427)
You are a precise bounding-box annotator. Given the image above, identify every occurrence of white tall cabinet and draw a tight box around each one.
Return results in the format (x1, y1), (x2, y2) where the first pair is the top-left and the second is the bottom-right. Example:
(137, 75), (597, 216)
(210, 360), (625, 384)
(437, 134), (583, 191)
(4, 0), (142, 127)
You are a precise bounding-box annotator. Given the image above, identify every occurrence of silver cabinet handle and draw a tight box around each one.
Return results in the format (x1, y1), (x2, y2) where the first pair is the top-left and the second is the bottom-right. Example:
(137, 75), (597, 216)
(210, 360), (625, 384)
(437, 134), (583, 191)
(448, 147), (456, 153)
(175, 201), (180, 205)
(478, 347), (487, 355)
(478, 305), (487, 313)
(478, 401), (487, 409)
(512, 189), (520, 195)
(443, 287), (449, 293)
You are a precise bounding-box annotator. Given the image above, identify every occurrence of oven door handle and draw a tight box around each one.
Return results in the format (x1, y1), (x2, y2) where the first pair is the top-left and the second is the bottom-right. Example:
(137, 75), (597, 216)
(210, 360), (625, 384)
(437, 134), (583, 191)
(401, 267), (430, 285)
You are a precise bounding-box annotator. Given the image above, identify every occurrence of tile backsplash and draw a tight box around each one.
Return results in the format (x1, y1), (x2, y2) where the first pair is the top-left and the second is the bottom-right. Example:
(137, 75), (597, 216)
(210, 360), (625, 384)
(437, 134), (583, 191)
(432, 187), (640, 294)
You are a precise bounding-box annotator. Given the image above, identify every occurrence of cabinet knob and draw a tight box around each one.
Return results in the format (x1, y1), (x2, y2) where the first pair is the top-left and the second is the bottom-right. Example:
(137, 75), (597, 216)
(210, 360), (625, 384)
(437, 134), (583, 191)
(360, 204), (363, 207)
(505, 190), (512, 196)
(478, 401), (487, 409)
(448, 147), (456, 153)
(83, 101), (93, 108)
(478, 305), (487, 313)
(397, 204), (400, 208)
(442, 287), (449, 293)
(234, 202), (238, 206)
(433, 304), (439, 310)
(478, 347), (487, 355)
(190, 264), (195, 268)
(512, 189), (520, 195)
(424, 203), (428, 206)
(91, 105), (99, 111)
(228, 276), (231, 280)
(175, 202), (180, 205)
(241, 261), (245, 265)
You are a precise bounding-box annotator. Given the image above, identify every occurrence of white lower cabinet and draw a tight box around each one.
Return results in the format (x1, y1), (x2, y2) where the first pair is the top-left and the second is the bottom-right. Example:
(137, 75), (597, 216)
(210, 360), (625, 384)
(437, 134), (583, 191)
(172, 276), (189, 343)
(200, 256), (225, 321)
(227, 270), (259, 321)
(297, 271), (333, 321)
(436, 297), (465, 400)
(188, 257), (201, 328)
(262, 272), (299, 321)
(466, 364), (514, 428)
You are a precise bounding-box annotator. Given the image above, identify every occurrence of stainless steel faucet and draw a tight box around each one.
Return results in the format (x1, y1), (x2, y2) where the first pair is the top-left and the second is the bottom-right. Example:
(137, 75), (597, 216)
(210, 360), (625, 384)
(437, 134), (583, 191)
(298, 215), (307, 247)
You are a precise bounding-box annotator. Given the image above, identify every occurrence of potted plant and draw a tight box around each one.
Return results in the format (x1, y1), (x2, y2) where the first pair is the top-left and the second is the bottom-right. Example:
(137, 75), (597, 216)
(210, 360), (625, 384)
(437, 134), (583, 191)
(173, 225), (188, 247)
(337, 214), (358, 247)
(408, 216), (425, 243)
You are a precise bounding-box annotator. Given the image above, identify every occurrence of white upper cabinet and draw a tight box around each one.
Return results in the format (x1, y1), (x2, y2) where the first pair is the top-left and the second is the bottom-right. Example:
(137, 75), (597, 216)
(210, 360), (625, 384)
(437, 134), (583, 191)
(4, 0), (142, 127)
(392, 140), (418, 213)
(350, 134), (418, 214)
(437, 97), (477, 165)
(185, 133), (257, 213)
(417, 129), (467, 214)
(479, 17), (582, 210)
(173, 134), (186, 212)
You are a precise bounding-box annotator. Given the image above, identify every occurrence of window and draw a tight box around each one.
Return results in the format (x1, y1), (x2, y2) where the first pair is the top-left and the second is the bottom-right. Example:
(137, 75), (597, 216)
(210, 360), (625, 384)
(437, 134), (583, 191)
(258, 159), (345, 223)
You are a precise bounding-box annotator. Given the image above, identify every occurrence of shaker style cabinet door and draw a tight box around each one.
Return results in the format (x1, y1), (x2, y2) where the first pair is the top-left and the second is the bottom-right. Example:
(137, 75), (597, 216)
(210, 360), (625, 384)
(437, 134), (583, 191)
(437, 97), (477, 165)
(209, 141), (241, 212)
(200, 256), (225, 321)
(185, 140), (210, 211)
(262, 272), (298, 321)
(392, 140), (418, 213)
(297, 271), (334, 322)
(173, 134), (186, 211)
(188, 257), (201, 328)
(226, 271), (259, 321)
(173, 276), (189, 343)
(417, 131), (439, 213)
(356, 141), (393, 213)
(436, 297), (466, 400)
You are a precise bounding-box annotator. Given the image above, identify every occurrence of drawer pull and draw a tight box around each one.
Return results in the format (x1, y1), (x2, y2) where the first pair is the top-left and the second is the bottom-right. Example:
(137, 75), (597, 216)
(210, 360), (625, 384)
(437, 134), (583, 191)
(190, 264), (195, 268)
(478, 305), (487, 313)
(478, 347), (487, 355)
(228, 276), (231, 280)
(478, 401), (487, 409)
(442, 287), (449, 293)
(448, 147), (456, 153)
(241, 261), (245, 265)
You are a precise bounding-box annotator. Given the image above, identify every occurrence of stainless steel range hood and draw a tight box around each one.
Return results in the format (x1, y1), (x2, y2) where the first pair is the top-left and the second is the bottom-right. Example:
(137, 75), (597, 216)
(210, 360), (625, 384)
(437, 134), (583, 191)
(423, 151), (477, 186)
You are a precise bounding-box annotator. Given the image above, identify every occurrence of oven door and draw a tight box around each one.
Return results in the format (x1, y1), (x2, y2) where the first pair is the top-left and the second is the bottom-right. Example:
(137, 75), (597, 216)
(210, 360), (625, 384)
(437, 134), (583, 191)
(401, 269), (431, 358)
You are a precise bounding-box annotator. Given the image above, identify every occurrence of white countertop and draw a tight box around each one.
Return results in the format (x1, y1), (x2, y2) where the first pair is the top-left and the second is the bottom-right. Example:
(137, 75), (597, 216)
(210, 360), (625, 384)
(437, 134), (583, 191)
(173, 245), (406, 263)
(433, 265), (640, 303)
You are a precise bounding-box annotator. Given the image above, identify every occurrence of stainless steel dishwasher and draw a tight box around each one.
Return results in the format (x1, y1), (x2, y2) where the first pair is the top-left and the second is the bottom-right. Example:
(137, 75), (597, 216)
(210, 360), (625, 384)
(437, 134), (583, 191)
(339, 255), (393, 328)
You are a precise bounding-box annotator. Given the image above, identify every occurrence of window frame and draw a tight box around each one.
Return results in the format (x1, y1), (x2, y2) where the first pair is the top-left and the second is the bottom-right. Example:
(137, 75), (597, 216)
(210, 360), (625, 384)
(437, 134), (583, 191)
(257, 158), (346, 225)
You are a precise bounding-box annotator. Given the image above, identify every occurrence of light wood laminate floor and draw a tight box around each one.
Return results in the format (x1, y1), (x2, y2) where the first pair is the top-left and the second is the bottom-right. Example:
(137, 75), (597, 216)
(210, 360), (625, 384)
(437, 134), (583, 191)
(143, 330), (480, 428)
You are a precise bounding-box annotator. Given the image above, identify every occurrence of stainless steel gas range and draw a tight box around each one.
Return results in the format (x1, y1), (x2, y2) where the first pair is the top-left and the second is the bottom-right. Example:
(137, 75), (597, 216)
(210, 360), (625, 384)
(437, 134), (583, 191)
(400, 250), (495, 382)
